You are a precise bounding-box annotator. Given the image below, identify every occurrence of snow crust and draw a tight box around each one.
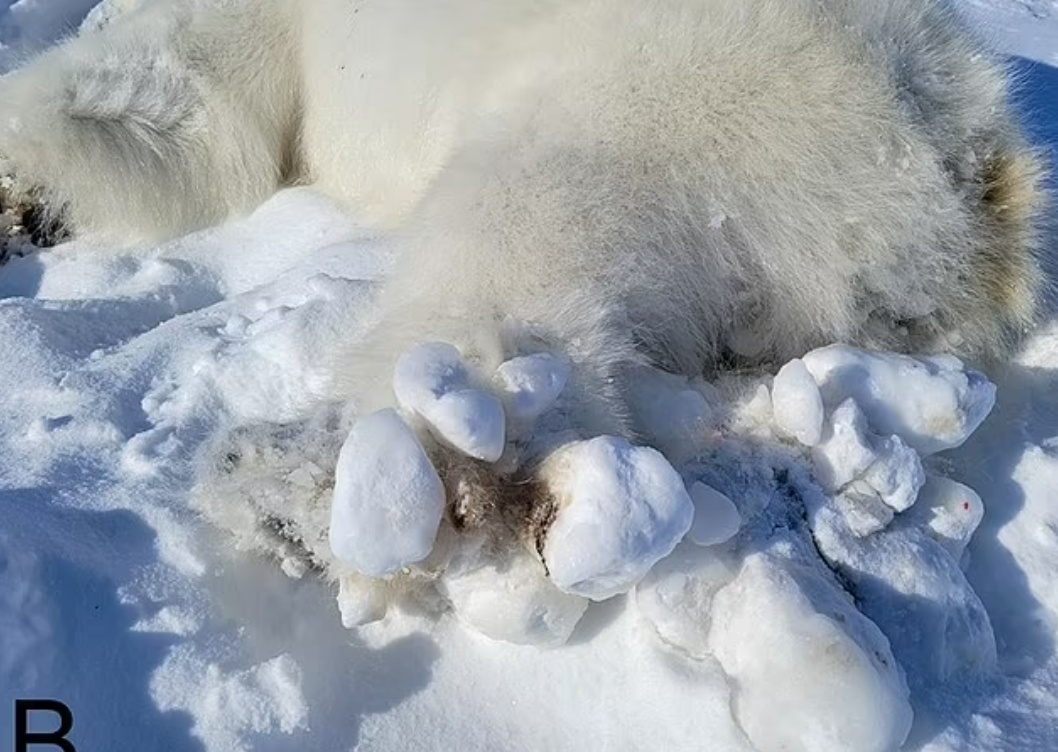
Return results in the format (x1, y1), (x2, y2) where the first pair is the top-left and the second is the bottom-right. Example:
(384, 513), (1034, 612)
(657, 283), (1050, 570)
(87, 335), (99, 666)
(440, 545), (588, 647)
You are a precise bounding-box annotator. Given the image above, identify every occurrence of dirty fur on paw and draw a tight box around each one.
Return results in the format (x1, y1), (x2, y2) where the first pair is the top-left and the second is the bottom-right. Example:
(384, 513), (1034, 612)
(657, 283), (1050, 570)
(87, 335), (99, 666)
(0, 173), (69, 263)
(192, 409), (349, 579)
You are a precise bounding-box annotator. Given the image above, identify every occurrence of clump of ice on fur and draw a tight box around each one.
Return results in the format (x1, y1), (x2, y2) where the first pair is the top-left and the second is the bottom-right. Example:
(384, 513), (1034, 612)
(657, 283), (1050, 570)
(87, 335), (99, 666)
(801, 345), (996, 456)
(863, 434), (924, 512)
(393, 342), (506, 461)
(440, 547), (588, 647)
(771, 358), (824, 446)
(329, 409), (445, 577)
(709, 553), (913, 752)
(810, 392), (925, 513)
(686, 482), (741, 547)
(541, 437), (694, 600)
(812, 399), (879, 491)
(833, 482), (895, 538)
(903, 475), (985, 562)
(496, 352), (569, 421)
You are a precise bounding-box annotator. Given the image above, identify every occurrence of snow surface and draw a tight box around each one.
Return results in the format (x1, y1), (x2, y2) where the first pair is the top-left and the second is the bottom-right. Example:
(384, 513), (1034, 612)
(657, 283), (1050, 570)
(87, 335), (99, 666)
(2, 2), (1058, 751)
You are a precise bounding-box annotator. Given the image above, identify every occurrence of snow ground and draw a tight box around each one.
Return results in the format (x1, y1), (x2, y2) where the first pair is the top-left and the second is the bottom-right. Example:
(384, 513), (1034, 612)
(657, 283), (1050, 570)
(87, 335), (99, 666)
(1, 2), (1058, 751)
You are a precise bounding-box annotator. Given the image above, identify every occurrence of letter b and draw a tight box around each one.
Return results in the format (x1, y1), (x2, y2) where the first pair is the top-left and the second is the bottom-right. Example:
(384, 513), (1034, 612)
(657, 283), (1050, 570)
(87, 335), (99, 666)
(14, 700), (75, 752)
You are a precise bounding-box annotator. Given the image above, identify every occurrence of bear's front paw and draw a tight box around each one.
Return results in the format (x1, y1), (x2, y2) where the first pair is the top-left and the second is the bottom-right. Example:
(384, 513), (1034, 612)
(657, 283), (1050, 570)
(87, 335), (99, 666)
(328, 341), (695, 642)
(0, 167), (68, 262)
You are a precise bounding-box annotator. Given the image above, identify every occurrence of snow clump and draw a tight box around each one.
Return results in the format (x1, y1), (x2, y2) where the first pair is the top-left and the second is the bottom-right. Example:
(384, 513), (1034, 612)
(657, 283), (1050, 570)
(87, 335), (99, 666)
(329, 408), (445, 577)
(541, 436), (695, 600)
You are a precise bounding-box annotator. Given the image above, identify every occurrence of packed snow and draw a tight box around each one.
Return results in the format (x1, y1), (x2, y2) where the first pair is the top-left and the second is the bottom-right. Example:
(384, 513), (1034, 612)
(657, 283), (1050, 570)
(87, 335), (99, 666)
(2, 1), (1058, 751)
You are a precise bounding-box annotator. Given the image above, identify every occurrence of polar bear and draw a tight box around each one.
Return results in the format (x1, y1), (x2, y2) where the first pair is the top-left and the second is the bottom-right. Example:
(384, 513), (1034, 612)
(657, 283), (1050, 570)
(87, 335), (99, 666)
(0, 0), (1046, 593)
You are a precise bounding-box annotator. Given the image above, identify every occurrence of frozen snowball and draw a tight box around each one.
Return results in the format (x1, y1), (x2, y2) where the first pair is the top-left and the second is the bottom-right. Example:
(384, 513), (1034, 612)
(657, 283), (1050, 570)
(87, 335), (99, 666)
(862, 434), (925, 512)
(686, 483), (742, 546)
(812, 399), (878, 491)
(771, 358), (824, 446)
(635, 543), (737, 659)
(496, 353), (570, 420)
(440, 549), (588, 647)
(329, 409), (445, 577)
(709, 553), (912, 752)
(393, 342), (468, 409)
(801, 345), (995, 456)
(393, 342), (506, 461)
(904, 475), (984, 562)
(428, 389), (507, 462)
(541, 437), (694, 600)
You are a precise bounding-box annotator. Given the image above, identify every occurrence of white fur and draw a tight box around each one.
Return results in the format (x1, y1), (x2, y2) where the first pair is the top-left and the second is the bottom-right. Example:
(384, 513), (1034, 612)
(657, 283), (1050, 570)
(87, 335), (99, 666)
(0, 0), (1044, 437)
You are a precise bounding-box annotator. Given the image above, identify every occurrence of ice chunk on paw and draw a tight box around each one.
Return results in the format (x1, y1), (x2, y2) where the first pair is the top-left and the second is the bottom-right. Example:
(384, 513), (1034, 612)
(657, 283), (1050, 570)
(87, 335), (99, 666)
(428, 389), (507, 463)
(496, 353), (570, 421)
(812, 399), (878, 492)
(833, 481), (895, 538)
(901, 475), (984, 563)
(329, 409), (445, 577)
(336, 573), (388, 628)
(686, 483), (741, 547)
(393, 342), (469, 409)
(393, 342), (506, 462)
(807, 498), (997, 686)
(771, 358), (824, 446)
(709, 553), (912, 752)
(635, 543), (737, 659)
(801, 345), (996, 456)
(440, 547), (588, 647)
(812, 396), (925, 514)
(540, 437), (694, 600)
(861, 434), (924, 512)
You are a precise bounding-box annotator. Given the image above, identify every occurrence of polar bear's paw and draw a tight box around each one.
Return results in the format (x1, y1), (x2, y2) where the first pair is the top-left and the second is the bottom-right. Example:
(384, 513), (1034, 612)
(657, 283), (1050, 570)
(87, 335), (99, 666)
(773, 346), (1000, 688)
(626, 347), (1001, 752)
(0, 169), (68, 262)
(327, 342), (694, 637)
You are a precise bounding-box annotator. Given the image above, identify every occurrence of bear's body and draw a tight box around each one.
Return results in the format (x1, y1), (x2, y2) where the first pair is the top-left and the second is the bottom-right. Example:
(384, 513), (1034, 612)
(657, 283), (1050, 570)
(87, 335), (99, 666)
(0, 0), (1047, 584)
